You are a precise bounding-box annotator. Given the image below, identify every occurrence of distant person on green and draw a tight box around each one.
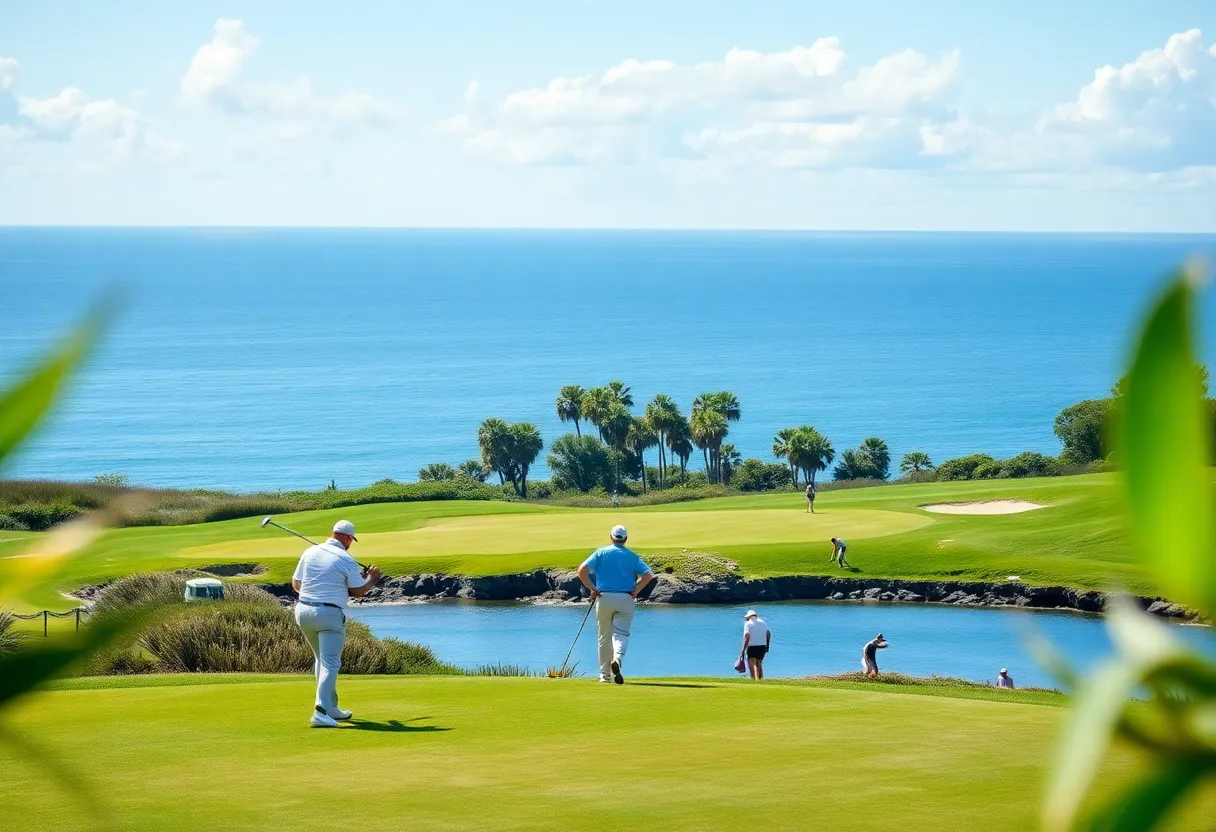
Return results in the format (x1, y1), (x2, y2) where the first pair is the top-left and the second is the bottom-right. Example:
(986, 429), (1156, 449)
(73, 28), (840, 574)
(996, 668), (1015, 689)
(577, 525), (654, 685)
(805, 482), (816, 513)
(830, 537), (850, 568)
(291, 519), (381, 728)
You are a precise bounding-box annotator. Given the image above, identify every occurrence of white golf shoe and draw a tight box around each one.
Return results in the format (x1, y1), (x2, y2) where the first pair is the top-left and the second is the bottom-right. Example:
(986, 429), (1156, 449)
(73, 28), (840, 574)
(330, 707), (353, 721)
(310, 711), (340, 728)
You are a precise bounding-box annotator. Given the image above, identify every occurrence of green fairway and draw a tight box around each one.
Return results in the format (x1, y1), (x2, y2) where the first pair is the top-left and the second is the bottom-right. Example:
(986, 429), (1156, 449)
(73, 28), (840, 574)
(4, 674), (1211, 832)
(0, 473), (1142, 610)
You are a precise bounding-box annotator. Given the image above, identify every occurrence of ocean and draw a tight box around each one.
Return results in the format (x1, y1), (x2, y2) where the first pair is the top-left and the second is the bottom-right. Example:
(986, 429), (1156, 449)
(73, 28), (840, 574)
(2, 228), (1214, 492)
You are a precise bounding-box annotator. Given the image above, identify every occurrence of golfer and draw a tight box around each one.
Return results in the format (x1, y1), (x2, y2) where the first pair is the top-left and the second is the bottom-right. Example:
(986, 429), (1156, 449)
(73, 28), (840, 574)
(862, 633), (888, 677)
(292, 519), (381, 727)
(830, 537), (850, 568)
(740, 610), (772, 680)
(996, 668), (1015, 689)
(577, 525), (654, 685)
(805, 482), (816, 513)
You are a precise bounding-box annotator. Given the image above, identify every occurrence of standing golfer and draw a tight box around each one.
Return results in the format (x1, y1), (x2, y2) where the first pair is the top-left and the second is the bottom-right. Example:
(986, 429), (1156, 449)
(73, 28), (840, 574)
(577, 525), (654, 685)
(805, 482), (816, 513)
(862, 633), (889, 677)
(830, 537), (850, 568)
(740, 610), (772, 680)
(292, 519), (381, 727)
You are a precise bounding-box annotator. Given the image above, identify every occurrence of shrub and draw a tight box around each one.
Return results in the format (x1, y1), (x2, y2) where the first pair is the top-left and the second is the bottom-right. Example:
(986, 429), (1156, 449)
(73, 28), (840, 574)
(4, 502), (84, 531)
(94, 473), (128, 487)
(0, 611), (23, 656)
(731, 459), (794, 492)
(0, 514), (28, 531)
(999, 451), (1057, 478)
(935, 454), (998, 481)
(547, 434), (615, 493)
(471, 663), (538, 677)
(1053, 399), (1114, 464)
(972, 461), (1003, 479)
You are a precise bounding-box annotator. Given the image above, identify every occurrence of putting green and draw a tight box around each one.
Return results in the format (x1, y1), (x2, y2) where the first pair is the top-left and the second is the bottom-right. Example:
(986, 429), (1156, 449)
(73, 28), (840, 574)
(180, 507), (932, 564)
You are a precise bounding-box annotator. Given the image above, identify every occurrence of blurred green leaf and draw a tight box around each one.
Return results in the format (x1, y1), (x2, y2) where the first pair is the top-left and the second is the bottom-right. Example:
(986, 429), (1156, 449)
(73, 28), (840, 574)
(0, 297), (113, 470)
(1117, 275), (1215, 617)
(1080, 760), (1209, 832)
(1044, 662), (1141, 831)
(1106, 598), (1184, 668)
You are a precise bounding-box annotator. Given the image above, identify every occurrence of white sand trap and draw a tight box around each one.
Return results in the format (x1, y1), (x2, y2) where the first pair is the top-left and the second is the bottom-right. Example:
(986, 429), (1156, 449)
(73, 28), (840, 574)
(921, 500), (1046, 515)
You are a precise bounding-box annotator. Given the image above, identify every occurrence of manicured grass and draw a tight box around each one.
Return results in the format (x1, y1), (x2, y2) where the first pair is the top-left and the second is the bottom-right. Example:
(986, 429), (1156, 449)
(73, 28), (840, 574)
(5, 674), (1212, 832)
(1, 473), (1141, 610)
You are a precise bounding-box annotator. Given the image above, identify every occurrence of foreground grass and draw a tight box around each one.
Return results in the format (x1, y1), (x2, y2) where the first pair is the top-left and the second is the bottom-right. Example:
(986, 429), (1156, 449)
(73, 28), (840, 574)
(4, 674), (1212, 831)
(1, 473), (1141, 609)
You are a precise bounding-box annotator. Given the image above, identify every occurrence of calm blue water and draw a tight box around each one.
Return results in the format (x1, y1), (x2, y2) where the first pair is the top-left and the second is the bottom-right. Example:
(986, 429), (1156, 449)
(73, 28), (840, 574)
(350, 601), (1216, 687)
(2, 228), (1214, 491)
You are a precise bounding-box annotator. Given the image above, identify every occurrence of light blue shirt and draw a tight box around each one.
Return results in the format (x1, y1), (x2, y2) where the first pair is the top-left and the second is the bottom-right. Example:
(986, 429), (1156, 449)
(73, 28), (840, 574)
(581, 544), (652, 594)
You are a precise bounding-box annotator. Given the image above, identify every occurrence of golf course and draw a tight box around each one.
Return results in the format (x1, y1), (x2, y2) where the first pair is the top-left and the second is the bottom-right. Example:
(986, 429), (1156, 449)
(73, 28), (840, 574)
(3, 674), (1211, 832)
(0, 473), (1140, 611)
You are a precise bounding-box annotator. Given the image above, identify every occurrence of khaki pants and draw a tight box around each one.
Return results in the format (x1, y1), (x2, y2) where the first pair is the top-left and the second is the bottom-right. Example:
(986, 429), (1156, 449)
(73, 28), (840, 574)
(295, 603), (345, 715)
(596, 592), (635, 680)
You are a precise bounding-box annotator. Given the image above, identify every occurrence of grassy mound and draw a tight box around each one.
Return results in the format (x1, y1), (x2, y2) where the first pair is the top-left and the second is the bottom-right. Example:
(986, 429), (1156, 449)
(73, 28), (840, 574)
(83, 572), (458, 676)
(645, 550), (739, 580)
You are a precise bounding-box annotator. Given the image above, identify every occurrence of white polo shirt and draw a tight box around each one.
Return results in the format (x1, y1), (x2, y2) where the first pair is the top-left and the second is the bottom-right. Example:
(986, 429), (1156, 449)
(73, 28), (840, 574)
(744, 617), (770, 645)
(293, 539), (366, 608)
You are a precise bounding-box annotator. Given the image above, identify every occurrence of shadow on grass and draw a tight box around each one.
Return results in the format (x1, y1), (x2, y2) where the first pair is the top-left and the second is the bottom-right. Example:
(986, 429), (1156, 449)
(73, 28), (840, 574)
(629, 682), (716, 689)
(348, 719), (452, 733)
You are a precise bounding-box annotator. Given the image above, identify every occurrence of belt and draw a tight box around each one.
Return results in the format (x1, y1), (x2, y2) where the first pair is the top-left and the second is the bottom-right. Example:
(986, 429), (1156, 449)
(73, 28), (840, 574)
(297, 600), (343, 609)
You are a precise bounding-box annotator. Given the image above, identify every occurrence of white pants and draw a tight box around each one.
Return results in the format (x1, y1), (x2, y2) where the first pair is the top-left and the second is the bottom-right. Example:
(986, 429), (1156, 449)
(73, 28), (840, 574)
(295, 603), (345, 715)
(596, 592), (635, 680)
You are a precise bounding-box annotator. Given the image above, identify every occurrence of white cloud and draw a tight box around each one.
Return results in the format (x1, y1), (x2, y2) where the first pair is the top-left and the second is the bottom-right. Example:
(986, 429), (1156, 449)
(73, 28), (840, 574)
(181, 19), (392, 131)
(14, 84), (180, 164)
(446, 39), (962, 166)
(0, 57), (18, 92)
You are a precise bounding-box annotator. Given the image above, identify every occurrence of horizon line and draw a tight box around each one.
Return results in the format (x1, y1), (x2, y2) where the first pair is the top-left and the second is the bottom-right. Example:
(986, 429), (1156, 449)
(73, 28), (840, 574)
(1, 225), (1214, 236)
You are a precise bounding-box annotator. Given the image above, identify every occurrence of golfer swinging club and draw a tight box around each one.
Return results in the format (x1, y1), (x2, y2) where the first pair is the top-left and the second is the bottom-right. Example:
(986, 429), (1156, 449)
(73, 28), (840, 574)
(292, 519), (381, 727)
(577, 525), (654, 685)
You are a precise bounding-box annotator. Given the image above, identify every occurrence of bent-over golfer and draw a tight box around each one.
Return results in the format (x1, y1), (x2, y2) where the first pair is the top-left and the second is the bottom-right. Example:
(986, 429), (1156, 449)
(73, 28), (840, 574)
(577, 525), (653, 685)
(292, 519), (381, 727)
(862, 633), (889, 677)
(830, 537), (850, 568)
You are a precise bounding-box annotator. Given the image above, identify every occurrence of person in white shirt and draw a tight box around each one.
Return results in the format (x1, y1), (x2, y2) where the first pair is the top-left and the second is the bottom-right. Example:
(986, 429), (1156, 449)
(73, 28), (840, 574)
(996, 668), (1015, 689)
(292, 519), (381, 728)
(740, 610), (772, 680)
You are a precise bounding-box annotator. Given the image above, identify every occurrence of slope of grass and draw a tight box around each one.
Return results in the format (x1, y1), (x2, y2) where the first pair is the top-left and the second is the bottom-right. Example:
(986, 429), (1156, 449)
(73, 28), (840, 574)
(0, 473), (1141, 610)
(4, 674), (1212, 832)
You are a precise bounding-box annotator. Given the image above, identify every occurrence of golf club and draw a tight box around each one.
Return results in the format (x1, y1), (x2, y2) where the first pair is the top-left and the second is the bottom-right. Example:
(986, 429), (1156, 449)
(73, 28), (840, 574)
(260, 516), (374, 574)
(548, 597), (596, 678)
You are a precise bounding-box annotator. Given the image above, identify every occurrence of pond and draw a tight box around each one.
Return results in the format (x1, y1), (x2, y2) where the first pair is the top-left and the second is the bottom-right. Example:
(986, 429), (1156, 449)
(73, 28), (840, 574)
(350, 600), (1216, 688)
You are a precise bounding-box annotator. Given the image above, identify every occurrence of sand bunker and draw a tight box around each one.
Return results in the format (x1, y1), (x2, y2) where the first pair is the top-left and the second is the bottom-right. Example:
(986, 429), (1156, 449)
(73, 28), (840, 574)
(921, 500), (1046, 515)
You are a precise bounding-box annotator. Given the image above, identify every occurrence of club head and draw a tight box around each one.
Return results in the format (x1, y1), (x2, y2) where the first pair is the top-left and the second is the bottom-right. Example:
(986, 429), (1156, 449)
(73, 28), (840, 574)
(260, 516), (272, 528)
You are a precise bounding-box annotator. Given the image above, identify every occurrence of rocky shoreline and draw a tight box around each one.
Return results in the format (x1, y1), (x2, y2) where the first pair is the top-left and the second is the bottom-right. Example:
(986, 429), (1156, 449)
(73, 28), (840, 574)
(255, 569), (1198, 620)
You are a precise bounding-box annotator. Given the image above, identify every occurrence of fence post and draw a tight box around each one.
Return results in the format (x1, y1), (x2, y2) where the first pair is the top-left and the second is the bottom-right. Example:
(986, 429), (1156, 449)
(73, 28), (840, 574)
(75, 608), (81, 632)
(43, 609), (48, 638)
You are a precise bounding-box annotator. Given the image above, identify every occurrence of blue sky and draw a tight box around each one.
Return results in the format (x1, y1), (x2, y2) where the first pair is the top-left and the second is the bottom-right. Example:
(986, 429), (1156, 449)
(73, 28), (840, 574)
(2, 1), (1215, 229)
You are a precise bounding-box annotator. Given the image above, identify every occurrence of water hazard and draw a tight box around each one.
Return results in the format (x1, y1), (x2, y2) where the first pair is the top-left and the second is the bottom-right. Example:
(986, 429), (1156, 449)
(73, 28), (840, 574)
(351, 600), (1216, 688)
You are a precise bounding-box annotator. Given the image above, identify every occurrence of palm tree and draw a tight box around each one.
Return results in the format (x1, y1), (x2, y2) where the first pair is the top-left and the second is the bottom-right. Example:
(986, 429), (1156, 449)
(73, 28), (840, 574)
(606, 380), (634, 409)
(477, 418), (513, 486)
(772, 427), (799, 485)
(787, 427), (834, 486)
(418, 462), (455, 481)
(900, 451), (934, 475)
(509, 422), (544, 498)
(720, 443), (742, 484)
(859, 437), (891, 480)
(626, 417), (659, 492)
(667, 415), (693, 477)
(555, 385), (586, 437)
(580, 386), (617, 441)
(645, 394), (681, 487)
(690, 409), (728, 483)
(457, 459), (488, 482)
(693, 391), (741, 424)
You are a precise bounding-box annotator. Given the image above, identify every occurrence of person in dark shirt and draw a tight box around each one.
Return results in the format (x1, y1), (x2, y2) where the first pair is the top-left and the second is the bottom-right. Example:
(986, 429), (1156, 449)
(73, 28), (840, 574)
(805, 482), (816, 513)
(862, 633), (888, 677)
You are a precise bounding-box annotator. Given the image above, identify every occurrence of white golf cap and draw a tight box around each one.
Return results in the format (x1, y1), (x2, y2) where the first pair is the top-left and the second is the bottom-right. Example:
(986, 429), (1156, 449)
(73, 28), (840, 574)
(332, 519), (358, 540)
(1000, 668), (1007, 674)
(745, 610), (758, 619)
(610, 524), (628, 540)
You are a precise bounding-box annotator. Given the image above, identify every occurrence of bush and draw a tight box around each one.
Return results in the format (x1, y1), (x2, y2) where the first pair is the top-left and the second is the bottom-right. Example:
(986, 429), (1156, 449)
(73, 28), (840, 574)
(0, 611), (23, 656)
(4, 502), (84, 531)
(972, 461), (1003, 479)
(731, 459), (794, 492)
(999, 451), (1057, 478)
(935, 454), (998, 481)
(547, 434), (615, 493)
(0, 514), (28, 531)
(1054, 399), (1114, 465)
